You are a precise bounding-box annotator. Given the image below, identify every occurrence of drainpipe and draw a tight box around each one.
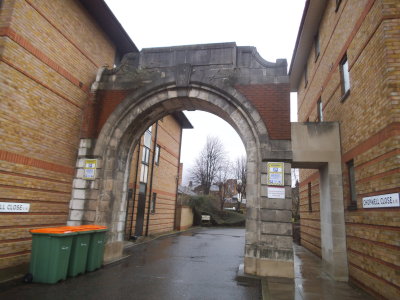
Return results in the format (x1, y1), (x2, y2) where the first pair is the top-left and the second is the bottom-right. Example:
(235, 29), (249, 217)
(128, 139), (141, 239)
(145, 121), (159, 236)
(173, 127), (183, 230)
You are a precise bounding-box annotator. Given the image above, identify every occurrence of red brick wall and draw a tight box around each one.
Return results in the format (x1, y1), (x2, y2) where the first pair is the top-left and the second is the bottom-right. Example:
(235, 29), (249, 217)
(236, 83), (291, 140)
(81, 89), (132, 138)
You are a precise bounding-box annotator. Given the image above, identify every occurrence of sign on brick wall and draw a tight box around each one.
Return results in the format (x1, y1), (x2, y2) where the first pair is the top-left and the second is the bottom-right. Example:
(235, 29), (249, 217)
(0, 202), (30, 213)
(83, 159), (97, 180)
(362, 193), (400, 208)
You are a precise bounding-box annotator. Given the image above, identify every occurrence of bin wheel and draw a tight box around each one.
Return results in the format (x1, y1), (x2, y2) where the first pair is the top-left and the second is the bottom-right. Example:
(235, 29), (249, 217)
(23, 273), (33, 283)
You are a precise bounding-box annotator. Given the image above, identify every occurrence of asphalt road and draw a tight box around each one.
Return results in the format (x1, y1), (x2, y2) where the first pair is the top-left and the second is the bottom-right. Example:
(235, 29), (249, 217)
(0, 227), (260, 300)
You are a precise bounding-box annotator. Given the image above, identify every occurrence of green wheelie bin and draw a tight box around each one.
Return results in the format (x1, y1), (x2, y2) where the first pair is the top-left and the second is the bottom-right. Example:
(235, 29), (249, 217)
(79, 225), (107, 272)
(67, 227), (94, 277)
(28, 227), (77, 284)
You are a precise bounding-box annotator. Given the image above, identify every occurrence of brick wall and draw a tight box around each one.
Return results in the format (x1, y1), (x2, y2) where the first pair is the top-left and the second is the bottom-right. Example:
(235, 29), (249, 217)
(298, 172), (321, 257)
(236, 83), (291, 140)
(297, 1), (400, 299)
(125, 115), (182, 238)
(0, 0), (117, 275)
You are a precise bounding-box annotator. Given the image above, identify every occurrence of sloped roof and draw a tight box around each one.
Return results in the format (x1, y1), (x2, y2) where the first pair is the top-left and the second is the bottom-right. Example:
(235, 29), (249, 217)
(79, 0), (139, 54)
(289, 0), (328, 91)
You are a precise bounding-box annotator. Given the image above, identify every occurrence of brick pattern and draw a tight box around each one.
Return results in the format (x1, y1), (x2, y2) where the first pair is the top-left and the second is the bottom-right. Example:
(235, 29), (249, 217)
(236, 83), (291, 140)
(299, 174), (321, 257)
(125, 115), (182, 238)
(0, 0), (117, 272)
(296, 1), (400, 298)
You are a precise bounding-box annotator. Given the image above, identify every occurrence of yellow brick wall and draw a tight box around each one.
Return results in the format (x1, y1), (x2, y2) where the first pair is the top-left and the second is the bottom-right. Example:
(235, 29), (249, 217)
(0, 0), (117, 274)
(299, 175), (321, 258)
(125, 115), (182, 238)
(297, 1), (400, 299)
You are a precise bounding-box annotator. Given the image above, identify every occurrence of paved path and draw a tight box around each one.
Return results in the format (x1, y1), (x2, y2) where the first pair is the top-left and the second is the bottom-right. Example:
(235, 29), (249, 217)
(264, 245), (374, 300)
(0, 227), (260, 300)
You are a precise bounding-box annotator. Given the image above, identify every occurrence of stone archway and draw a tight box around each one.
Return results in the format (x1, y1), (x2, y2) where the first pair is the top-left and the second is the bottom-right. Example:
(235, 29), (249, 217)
(68, 43), (294, 278)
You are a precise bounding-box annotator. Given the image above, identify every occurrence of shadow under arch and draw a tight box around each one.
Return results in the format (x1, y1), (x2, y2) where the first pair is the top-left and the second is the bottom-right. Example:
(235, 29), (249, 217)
(92, 82), (269, 256)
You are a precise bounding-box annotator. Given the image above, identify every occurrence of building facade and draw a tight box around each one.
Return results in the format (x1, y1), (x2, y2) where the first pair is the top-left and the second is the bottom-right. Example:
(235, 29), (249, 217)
(124, 113), (192, 239)
(290, 0), (399, 299)
(0, 0), (138, 280)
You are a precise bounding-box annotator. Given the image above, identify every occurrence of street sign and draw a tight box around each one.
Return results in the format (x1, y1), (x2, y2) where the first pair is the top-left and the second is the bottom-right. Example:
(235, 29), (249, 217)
(0, 202), (30, 213)
(362, 193), (399, 208)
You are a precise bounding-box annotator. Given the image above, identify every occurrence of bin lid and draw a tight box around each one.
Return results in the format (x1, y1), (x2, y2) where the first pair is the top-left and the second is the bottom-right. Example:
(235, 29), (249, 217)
(30, 226), (77, 235)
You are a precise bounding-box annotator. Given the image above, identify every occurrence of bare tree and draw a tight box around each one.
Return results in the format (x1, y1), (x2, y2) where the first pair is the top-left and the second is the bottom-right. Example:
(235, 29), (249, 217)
(191, 136), (227, 195)
(233, 155), (247, 211)
(215, 162), (233, 210)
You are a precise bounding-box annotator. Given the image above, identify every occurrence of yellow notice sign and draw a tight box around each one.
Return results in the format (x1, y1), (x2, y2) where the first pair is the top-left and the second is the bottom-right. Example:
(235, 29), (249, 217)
(267, 162), (284, 186)
(83, 159), (97, 180)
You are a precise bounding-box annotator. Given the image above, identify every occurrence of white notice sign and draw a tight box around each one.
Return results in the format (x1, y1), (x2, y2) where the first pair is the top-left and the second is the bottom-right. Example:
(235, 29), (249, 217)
(362, 193), (400, 208)
(267, 187), (285, 199)
(0, 202), (30, 213)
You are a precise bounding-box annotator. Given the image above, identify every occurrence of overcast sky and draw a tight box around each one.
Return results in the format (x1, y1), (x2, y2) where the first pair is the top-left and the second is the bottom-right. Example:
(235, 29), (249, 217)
(105, 0), (305, 184)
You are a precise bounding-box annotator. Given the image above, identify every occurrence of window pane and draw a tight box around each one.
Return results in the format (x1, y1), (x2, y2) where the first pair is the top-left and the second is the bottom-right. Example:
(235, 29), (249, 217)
(304, 65), (308, 87)
(140, 164), (148, 183)
(139, 183), (146, 194)
(150, 193), (156, 213)
(341, 58), (350, 93)
(155, 145), (160, 165)
(144, 131), (151, 148)
(317, 99), (323, 122)
(348, 160), (357, 207)
(142, 147), (150, 164)
(314, 33), (320, 59)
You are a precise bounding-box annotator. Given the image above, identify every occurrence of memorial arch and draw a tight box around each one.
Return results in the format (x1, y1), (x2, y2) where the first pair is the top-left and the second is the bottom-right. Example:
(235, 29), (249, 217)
(68, 43), (347, 280)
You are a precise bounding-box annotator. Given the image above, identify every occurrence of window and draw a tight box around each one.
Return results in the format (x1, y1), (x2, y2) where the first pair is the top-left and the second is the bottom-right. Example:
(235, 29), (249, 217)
(139, 182), (146, 195)
(144, 130), (151, 148)
(142, 147), (150, 164)
(314, 32), (320, 60)
(155, 145), (160, 165)
(347, 160), (357, 210)
(142, 128), (152, 164)
(340, 55), (350, 99)
(140, 164), (148, 183)
(304, 64), (308, 87)
(335, 0), (342, 12)
(150, 193), (156, 214)
(308, 182), (312, 212)
(140, 127), (152, 183)
(317, 99), (323, 122)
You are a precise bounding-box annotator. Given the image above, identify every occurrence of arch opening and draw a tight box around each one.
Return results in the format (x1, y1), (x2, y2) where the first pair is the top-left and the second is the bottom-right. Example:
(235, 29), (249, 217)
(93, 85), (264, 247)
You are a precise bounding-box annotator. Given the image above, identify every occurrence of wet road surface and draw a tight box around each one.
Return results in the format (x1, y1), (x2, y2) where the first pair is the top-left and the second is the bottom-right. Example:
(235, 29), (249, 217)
(0, 227), (260, 300)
